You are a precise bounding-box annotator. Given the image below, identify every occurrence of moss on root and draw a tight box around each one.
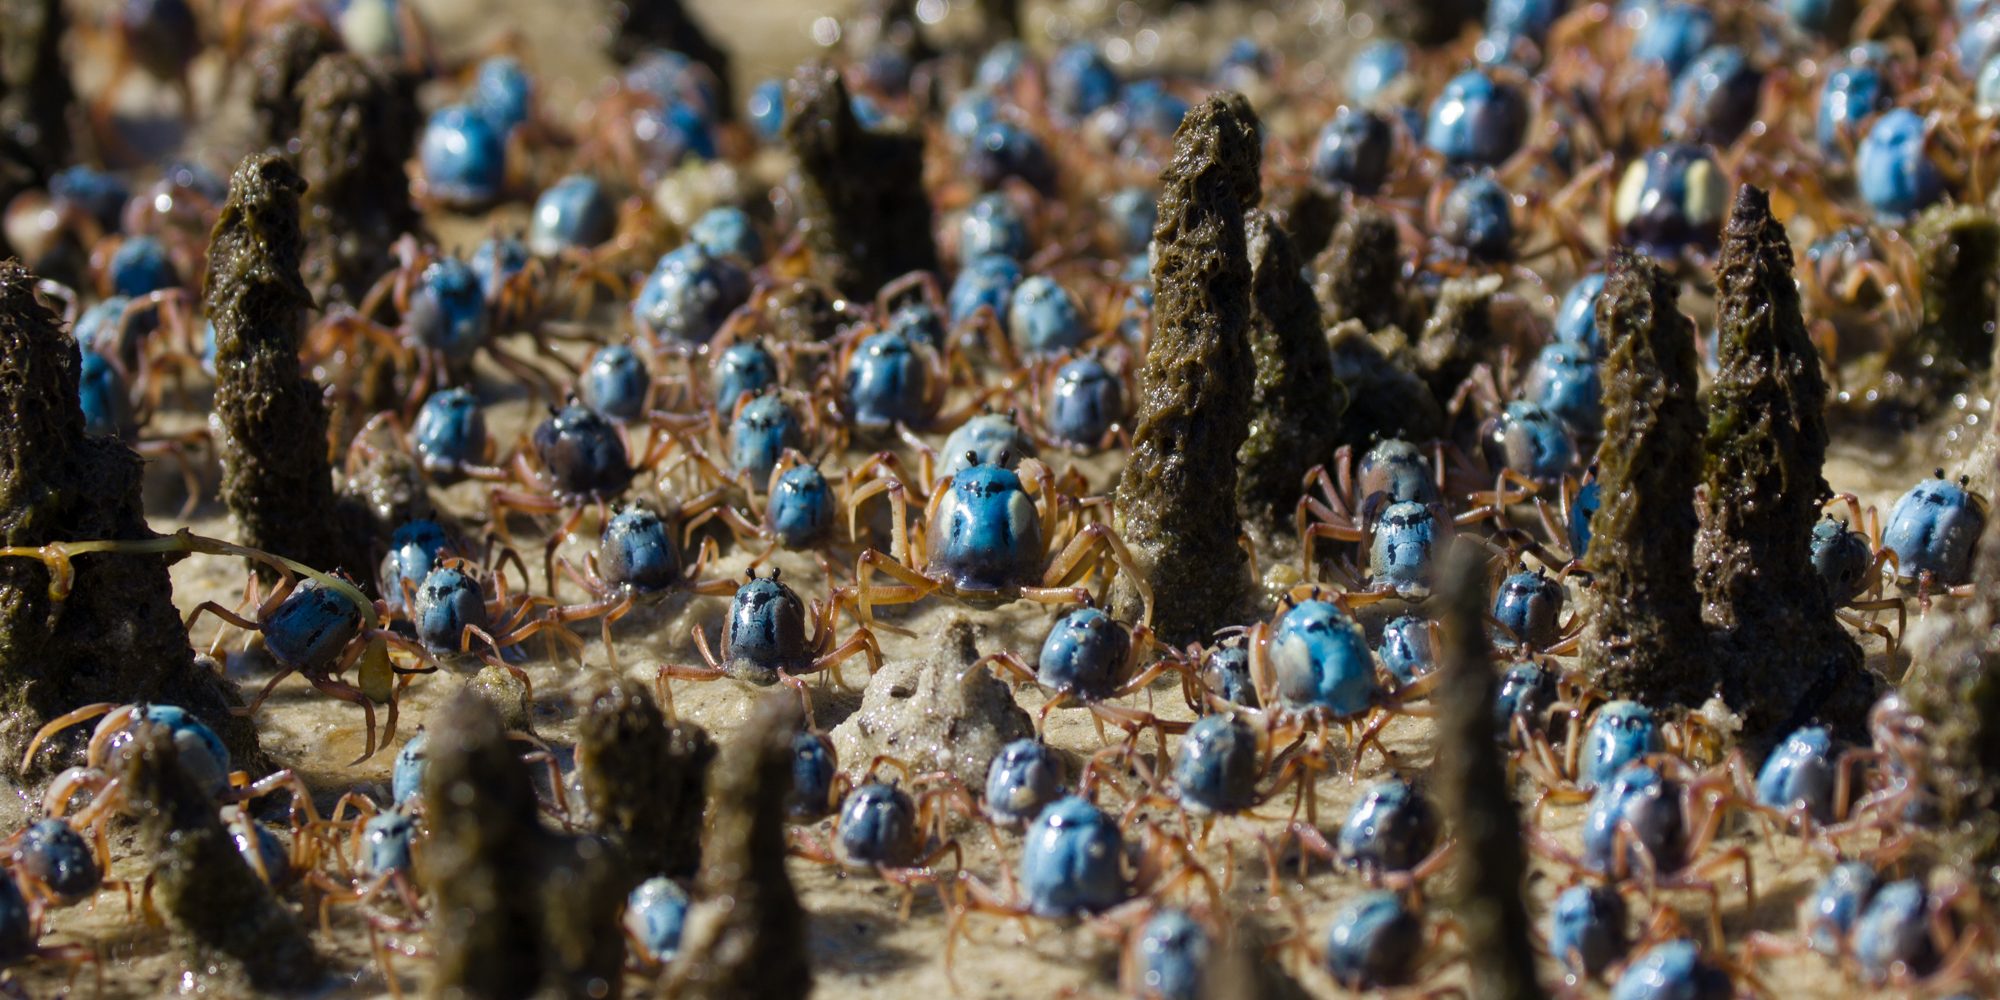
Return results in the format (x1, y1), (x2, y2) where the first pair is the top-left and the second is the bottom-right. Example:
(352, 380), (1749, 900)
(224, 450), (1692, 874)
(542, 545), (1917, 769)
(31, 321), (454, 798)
(249, 22), (340, 154)
(605, 0), (735, 116)
(1314, 205), (1411, 334)
(1913, 204), (2000, 377)
(296, 54), (422, 308)
(1109, 93), (1261, 643)
(1698, 185), (1874, 741)
(1376, 0), (1487, 46)
(576, 677), (714, 883)
(1856, 204), (2000, 425)
(1905, 452), (2000, 900)
(422, 692), (625, 1000)
(0, 261), (260, 780)
(661, 694), (812, 1000)
(1325, 321), (1445, 451)
(120, 726), (321, 991)
(783, 61), (936, 300)
(1579, 248), (1711, 709)
(208, 153), (370, 580)
(1433, 543), (1542, 1000)
(0, 0), (74, 185)
(1238, 208), (1343, 535)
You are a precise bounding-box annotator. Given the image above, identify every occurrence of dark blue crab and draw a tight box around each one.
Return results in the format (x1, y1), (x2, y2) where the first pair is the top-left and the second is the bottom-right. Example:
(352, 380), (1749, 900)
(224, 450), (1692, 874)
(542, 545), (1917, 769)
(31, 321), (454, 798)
(1665, 46), (1761, 145)
(1043, 353), (1124, 452)
(1439, 173), (1514, 262)
(1801, 861), (1876, 956)
(626, 877), (691, 963)
(1555, 272), (1607, 355)
(1170, 713), (1261, 815)
(957, 193), (1029, 262)
(1131, 909), (1209, 1000)
(1345, 40), (1408, 105)
(788, 730), (838, 820)
(1481, 400), (1577, 483)
(1580, 700), (1662, 790)
(1491, 567), (1568, 650)
(1323, 890), (1423, 990)
(1881, 472), (1984, 586)
(1335, 777), (1440, 877)
(689, 206), (763, 262)
(1856, 109), (1945, 220)
(1630, 2), (1714, 77)
(632, 243), (751, 345)
(1264, 597), (1377, 717)
(1006, 275), (1088, 355)
(471, 55), (533, 134)
(11, 818), (101, 905)
(984, 738), (1063, 826)
(1851, 879), (1941, 983)
(948, 254), (1023, 327)
(417, 105), (507, 209)
(1423, 69), (1529, 168)
(855, 455), (1148, 624)
(1376, 615), (1435, 687)
(1550, 883), (1628, 981)
(711, 339), (777, 415)
(1199, 637), (1257, 708)
(527, 174), (616, 257)
(578, 343), (650, 422)
(1613, 143), (1728, 257)
(1527, 340), (1604, 436)
(670, 572), (878, 687)
(728, 390), (806, 488)
(1609, 939), (1731, 1000)
(1016, 795), (1125, 917)
(360, 809), (415, 878)
(835, 781), (921, 868)
(379, 519), (452, 615)
(1817, 58), (1889, 159)
(1311, 107), (1394, 195)
(409, 387), (493, 478)
(1754, 726), (1838, 824)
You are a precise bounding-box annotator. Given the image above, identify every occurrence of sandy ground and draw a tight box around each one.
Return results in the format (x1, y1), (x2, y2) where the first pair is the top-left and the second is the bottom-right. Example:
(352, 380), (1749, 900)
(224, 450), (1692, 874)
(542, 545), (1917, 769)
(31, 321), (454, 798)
(7, 0), (1980, 997)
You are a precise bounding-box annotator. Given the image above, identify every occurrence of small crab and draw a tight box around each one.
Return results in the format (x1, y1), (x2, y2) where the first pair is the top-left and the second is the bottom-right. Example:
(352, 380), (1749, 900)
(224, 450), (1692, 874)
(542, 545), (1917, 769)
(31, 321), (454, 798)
(980, 737), (1064, 828)
(1283, 776), (1446, 888)
(556, 499), (741, 625)
(1609, 939), (1740, 1000)
(1239, 590), (1443, 795)
(786, 729), (839, 822)
(980, 605), (1192, 745)
(1532, 761), (1758, 937)
(1810, 514), (1898, 638)
(852, 454), (1152, 627)
(948, 793), (1215, 967)
(185, 574), (413, 760)
(1034, 351), (1129, 454)
(1548, 882), (1629, 982)
(788, 762), (962, 913)
(25, 703), (317, 836)
(1489, 564), (1580, 654)
(3, 818), (107, 910)
(1315, 890), (1435, 991)
(487, 399), (689, 578)
(1878, 472), (1986, 593)
(681, 450), (865, 568)
(624, 876), (690, 967)
(658, 570), (881, 696)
